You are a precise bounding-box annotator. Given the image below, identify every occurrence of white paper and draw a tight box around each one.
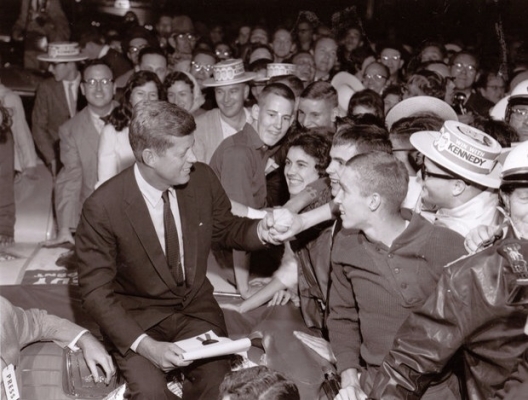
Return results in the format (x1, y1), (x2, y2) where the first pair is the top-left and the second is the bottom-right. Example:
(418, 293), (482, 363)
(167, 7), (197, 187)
(176, 331), (251, 362)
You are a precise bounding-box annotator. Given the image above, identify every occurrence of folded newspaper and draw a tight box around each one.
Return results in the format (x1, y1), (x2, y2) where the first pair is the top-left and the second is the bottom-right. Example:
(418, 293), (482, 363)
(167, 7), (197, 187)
(176, 331), (251, 361)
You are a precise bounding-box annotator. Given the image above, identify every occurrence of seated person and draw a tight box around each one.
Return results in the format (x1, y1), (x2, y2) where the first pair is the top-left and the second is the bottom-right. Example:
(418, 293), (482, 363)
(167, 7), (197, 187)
(1, 296), (115, 394)
(221, 131), (332, 313)
(218, 366), (300, 400)
(96, 71), (164, 188)
(369, 140), (528, 400)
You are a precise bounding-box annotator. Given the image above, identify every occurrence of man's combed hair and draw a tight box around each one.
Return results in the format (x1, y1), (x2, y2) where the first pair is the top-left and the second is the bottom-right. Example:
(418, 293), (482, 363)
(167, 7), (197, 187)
(333, 124), (392, 154)
(218, 366), (300, 400)
(346, 151), (408, 213)
(259, 82), (295, 105)
(300, 81), (338, 108)
(129, 100), (196, 161)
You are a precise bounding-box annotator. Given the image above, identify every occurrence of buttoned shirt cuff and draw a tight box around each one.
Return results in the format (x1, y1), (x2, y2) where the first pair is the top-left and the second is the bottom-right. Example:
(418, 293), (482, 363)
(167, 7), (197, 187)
(130, 334), (148, 352)
(247, 207), (267, 219)
(67, 329), (89, 351)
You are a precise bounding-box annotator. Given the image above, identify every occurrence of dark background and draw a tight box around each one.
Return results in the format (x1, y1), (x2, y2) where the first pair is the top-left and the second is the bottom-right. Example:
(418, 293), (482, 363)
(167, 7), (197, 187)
(1, 0), (527, 46)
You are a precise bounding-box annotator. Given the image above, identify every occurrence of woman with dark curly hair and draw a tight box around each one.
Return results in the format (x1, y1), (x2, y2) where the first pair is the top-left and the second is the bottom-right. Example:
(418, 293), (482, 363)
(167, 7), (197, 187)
(221, 130), (332, 313)
(96, 70), (165, 187)
(0, 104), (15, 246)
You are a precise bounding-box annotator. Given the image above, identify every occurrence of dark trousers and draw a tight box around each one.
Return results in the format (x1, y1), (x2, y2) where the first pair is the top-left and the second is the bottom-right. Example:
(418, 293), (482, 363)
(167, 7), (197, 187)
(111, 313), (231, 400)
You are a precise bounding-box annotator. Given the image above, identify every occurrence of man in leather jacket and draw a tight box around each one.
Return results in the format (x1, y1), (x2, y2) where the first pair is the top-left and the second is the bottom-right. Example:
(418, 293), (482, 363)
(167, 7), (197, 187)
(369, 141), (528, 400)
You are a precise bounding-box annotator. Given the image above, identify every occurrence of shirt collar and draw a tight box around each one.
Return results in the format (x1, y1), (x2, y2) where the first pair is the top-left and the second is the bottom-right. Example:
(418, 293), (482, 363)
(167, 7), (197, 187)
(134, 164), (174, 207)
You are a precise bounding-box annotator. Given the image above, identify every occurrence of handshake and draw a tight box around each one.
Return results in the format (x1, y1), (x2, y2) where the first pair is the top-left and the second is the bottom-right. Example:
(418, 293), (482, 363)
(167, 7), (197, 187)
(257, 208), (302, 245)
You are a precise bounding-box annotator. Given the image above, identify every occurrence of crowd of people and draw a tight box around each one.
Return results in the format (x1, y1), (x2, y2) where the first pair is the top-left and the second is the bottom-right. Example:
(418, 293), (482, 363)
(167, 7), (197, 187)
(2, 1), (528, 399)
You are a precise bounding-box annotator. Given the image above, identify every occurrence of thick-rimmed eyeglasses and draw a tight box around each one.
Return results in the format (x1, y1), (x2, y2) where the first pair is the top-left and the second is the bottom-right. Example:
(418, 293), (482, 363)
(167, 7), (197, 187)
(191, 61), (213, 72)
(82, 78), (113, 87)
(363, 74), (388, 83)
(421, 164), (470, 185)
(129, 45), (147, 53)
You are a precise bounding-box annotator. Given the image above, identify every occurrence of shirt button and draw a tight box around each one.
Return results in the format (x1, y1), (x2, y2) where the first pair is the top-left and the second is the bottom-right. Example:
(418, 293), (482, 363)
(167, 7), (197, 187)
(401, 283), (407, 289)
(394, 268), (400, 274)
(388, 254), (393, 258)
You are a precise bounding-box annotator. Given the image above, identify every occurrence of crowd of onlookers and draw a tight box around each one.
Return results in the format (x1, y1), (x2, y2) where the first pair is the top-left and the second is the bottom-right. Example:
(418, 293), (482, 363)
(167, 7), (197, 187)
(3, 1), (528, 399)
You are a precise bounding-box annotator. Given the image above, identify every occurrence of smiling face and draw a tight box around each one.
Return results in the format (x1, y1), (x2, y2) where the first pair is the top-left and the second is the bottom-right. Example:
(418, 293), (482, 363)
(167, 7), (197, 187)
(81, 64), (115, 113)
(130, 81), (159, 106)
(284, 146), (320, 195)
(297, 98), (335, 129)
(253, 93), (294, 147)
(167, 80), (193, 111)
(450, 53), (478, 91)
(313, 38), (337, 76)
(147, 134), (197, 188)
(215, 83), (249, 118)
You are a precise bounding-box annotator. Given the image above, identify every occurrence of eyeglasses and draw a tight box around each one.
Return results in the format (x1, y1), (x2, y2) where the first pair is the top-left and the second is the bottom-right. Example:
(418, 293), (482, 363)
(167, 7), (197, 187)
(129, 45), (147, 53)
(452, 62), (477, 73)
(363, 73), (388, 82)
(191, 61), (213, 72)
(215, 50), (231, 57)
(421, 163), (470, 185)
(82, 78), (114, 87)
(381, 55), (401, 62)
(510, 108), (528, 119)
(174, 33), (196, 41)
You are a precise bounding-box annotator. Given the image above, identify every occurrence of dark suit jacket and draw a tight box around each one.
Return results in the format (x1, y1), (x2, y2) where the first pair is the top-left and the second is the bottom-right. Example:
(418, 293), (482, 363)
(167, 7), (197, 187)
(32, 77), (86, 164)
(76, 163), (264, 355)
(101, 48), (133, 80)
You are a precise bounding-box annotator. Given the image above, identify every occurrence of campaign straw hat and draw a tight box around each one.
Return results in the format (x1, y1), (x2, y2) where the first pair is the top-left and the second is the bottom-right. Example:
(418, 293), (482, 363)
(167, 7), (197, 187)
(331, 71), (364, 115)
(490, 79), (528, 121)
(202, 59), (256, 87)
(410, 120), (503, 188)
(385, 96), (458, 130)
(253, 63), (297, 83)
(37, 42), (88, 63)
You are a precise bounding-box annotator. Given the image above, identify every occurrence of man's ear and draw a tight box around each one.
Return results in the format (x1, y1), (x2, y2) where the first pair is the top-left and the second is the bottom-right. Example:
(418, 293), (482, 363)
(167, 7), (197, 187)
(244, 84), (250, 100)
(251, 103), (260, 121)
(331, 107), (339, 122)
(142, 148), (157, 167)
(452, 180), (467, 196)
(369, 193), (381, 211)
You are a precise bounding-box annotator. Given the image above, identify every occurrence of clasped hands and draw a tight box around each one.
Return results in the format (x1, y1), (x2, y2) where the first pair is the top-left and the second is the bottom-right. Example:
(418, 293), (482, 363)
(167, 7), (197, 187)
(257, 208), (303, 245)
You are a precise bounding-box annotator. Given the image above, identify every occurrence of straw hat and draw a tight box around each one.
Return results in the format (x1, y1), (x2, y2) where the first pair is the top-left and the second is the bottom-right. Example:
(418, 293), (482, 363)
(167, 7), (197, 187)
(253, 63), (297, 83)
(411, 120), (503, 188)
(330, 71), (364, 115)
(37, 42), (87, 63)
(385, 96), (458, 130)
(202, 59), (256, 87)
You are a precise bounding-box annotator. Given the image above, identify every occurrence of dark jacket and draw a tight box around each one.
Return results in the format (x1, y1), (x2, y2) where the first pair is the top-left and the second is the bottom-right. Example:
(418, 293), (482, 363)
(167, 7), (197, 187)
(369, 235), (528, 400)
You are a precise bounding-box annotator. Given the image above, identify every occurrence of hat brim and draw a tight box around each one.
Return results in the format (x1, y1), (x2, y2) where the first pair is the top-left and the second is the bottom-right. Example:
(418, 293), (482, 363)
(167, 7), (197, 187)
(37, 55), (88, 62)
(331, 72), (364, 114)
(385, 96), (458, 130)
(410, 130), (501, 188)
(202, 72), (257, 87)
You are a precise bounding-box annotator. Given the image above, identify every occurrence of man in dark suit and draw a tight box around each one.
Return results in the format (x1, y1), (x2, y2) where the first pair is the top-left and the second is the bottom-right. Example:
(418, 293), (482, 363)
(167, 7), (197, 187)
(32, 43), (87, 176)
(76, 100), (288, 399)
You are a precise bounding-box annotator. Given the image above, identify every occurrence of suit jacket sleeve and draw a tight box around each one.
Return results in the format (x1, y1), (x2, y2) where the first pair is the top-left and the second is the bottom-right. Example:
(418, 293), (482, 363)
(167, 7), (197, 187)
(76, 191), (146, 354)
(32, 82), (55, 165)
(55, 120), (82, 231)
(0, 297), (84, 366)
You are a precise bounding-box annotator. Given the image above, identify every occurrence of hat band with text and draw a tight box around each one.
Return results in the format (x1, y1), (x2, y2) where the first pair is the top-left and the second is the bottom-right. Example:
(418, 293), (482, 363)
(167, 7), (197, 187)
(433, 122), (500, 174)
(213, 61), (245, 82)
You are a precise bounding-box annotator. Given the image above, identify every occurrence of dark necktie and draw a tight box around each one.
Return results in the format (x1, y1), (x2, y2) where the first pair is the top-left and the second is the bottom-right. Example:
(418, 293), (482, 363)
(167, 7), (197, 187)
(162, 190), (184, 286)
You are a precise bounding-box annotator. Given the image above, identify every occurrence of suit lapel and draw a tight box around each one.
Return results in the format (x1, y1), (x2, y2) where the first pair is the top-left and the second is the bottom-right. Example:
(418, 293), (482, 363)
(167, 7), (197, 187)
(123, 169), (181, 295)
(77, 108), (99, 153)
(176, 184), (198, 286)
